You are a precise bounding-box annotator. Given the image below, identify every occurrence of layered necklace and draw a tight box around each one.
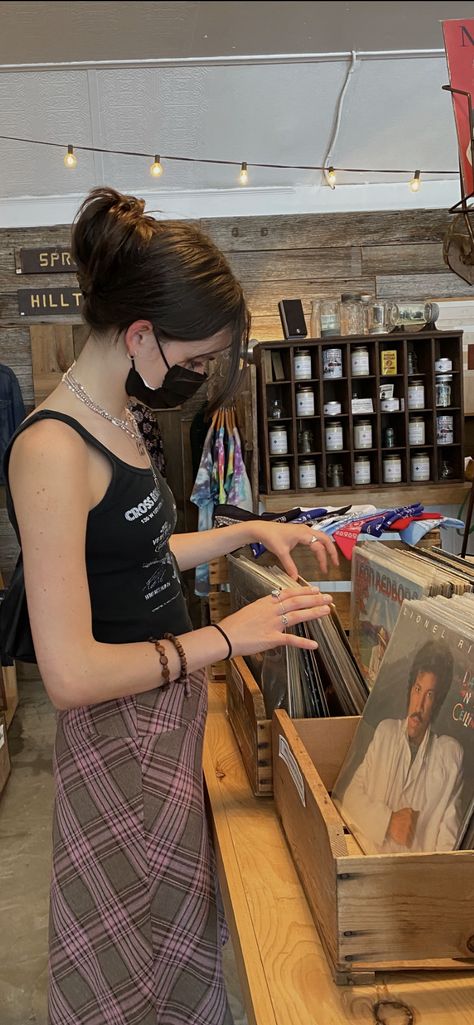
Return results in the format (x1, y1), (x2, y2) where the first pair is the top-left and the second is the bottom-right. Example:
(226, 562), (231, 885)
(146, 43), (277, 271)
(62, 362), (146, 457)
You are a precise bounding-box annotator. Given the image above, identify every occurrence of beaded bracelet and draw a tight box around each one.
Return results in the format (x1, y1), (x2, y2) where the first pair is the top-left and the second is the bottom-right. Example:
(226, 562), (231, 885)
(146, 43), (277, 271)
(163, 633), (191, 698)
(149, 638), (171, 686)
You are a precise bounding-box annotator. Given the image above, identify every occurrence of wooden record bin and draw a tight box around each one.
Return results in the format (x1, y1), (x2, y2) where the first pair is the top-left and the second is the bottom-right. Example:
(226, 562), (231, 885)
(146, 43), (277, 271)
(273, 710), (474, 985)
(254, 330), (465, 495)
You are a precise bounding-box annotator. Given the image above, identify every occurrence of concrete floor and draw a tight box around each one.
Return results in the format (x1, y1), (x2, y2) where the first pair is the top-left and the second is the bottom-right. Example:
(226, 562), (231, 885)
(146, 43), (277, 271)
(0, 677), (247, 1025)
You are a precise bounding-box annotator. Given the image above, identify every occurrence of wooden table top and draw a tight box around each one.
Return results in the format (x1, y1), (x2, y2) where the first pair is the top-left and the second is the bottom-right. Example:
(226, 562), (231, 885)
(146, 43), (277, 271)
(203, 680), (474, 1025)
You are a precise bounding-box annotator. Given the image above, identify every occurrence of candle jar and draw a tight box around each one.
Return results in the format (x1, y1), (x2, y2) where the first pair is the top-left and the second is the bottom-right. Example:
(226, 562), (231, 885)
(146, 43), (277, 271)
(326, 420), (344, 451)
(383, 454), (402, 483)
(411, 451), (430, 482)
(293, 349), (312, 381)
(269, 424), (288, 454)
(271, 461), (291, 490)
(296, 385), (315, 416)
(354, 455), (371, 484)
(408, 417), (425, 446)
(351, 345), (370, 376)
(298, 459), (317, 489)
(408, 379), (425, 409)
(354, 419), (373, 449)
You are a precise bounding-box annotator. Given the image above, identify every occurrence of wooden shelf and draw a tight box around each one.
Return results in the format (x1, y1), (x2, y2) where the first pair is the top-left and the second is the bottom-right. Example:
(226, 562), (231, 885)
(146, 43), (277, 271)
(254, 333), (465, 494)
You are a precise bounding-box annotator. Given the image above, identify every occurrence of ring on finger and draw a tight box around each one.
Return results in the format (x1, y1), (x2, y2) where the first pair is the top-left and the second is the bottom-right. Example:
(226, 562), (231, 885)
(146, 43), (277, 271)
(310, 536), (319, 546)
(271, 587), (282, 601)
(280, 613), (289, 629)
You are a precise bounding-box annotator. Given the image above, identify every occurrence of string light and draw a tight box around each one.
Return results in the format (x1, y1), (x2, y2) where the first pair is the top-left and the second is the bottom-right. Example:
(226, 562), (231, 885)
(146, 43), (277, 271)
(0, 133), (460, 182)
(239, 161), (248, 185)
(63, 145), (77, 169)
(326, 166), (336, 189)
(149, 154), (163, 178)
(409, 169), (421, 193)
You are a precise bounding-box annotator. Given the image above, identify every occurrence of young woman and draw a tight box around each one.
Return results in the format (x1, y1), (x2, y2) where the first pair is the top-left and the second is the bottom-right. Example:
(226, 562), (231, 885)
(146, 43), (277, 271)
(6, 188), (338, 1025)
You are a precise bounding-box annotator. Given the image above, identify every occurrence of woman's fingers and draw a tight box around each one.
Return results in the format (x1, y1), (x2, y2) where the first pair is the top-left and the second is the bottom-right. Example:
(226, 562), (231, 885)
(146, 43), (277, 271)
(274, 589), (332, 612)
(281, 604), (331, 629)
(307, 532), (339, 569)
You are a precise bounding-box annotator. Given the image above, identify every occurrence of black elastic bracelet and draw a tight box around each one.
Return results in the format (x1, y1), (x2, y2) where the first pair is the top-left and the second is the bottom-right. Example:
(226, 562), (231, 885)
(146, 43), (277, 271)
(212, 623), (233, 659)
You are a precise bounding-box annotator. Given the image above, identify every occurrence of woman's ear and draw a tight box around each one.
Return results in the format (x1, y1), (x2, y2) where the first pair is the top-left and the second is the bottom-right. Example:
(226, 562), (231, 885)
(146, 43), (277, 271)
(124, 320), (156, 357)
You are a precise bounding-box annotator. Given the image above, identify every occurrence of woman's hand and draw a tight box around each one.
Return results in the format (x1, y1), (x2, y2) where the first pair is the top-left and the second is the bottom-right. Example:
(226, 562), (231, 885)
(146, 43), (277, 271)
(251, 521), (339, 578)
(220, 585), (333, 658)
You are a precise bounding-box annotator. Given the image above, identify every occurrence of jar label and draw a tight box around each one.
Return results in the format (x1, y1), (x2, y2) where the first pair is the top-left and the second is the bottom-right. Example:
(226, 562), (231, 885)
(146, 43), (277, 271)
(299, 465), (317, 488)
(354, 464), (371, 484)
(408, 422), (425, 445)
(270, 432), (288, 454)
(352, 353), (370, 375)
(326, 427), (343, 450)
(411, 457), (430, 481)
(383, 460), (402, 483)
(296, 394), (315, 415)
(272, 467), (290, 490)
(294, 355), (312, 379)
(354, 425), (372, 449)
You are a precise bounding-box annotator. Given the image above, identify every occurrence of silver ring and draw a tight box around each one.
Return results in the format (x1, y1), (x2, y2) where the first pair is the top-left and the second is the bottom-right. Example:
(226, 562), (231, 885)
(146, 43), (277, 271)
(310, 536), (319, 545)
(271, 587), (282, 601)
(280, 613), (289, 629)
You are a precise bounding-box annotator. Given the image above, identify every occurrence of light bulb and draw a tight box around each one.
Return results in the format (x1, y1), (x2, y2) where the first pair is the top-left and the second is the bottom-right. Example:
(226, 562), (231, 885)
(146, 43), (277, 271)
(327, 166), (336, 189)
(409, 170), (421, 192)
(239, 161), (248, 185)
(150, 155), (163, 178)
(64, 145), (77, 169)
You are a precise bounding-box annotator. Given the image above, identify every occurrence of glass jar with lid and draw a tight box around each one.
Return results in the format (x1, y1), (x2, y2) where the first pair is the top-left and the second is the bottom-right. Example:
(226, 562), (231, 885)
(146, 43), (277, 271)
(293, 348), (312, 381)
(269, 424), (288, 455)
(325, 420), (344, 451)
(354, 419), (373, 450)
(354, 455), (371, 484)
(296, 384), (315, 416)
(298, 459), (317, 489)
(383, 453), (402, 484)
(271, 461), (291, 491)
(340, 294), (365, 336)
(351, 345), (370, 376)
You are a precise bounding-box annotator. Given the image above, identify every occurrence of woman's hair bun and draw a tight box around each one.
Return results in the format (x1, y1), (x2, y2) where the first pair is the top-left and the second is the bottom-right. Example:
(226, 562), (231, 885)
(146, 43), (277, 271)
(72, 187), (157, 302)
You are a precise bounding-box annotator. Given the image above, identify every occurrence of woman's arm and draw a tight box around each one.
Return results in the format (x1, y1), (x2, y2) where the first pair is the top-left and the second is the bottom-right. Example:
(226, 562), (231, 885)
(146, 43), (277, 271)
(170, 519), (339, 577)
(169, 522), (254, 571)
(10, 421), (332, 711)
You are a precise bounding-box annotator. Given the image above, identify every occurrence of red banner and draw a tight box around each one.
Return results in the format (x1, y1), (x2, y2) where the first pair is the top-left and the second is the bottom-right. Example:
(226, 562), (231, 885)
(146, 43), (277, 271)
(443, 18), (474, 198)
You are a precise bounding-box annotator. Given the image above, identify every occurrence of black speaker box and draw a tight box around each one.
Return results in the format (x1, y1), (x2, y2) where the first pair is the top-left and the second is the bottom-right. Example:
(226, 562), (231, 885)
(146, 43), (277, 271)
(278, 299), (308, 340)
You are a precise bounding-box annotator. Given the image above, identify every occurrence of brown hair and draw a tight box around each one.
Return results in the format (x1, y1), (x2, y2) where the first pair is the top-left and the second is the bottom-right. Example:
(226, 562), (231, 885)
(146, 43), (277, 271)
(72, 187), (250, 406)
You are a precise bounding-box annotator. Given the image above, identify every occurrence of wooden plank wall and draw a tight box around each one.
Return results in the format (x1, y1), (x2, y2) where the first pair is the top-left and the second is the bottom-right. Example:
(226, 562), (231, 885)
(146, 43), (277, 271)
(0, 208), (471, 584)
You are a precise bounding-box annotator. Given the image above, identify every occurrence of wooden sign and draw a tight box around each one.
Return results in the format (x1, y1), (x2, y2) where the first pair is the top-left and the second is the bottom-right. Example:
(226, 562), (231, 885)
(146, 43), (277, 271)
(18, 287), (83, 317)
(17, 247), (77, 274)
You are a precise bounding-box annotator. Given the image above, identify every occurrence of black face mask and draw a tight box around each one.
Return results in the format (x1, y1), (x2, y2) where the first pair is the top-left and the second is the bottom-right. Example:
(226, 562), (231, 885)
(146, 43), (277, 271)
(125, 339), (208, 410)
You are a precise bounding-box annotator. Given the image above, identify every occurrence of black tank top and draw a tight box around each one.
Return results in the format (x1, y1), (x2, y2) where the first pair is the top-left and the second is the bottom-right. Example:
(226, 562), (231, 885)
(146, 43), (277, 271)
(4, 411), (192, 643)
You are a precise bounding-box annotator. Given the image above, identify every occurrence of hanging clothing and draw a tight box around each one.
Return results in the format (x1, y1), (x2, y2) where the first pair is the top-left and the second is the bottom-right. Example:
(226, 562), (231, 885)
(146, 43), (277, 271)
(190, 418), (253, 597)
(5, 411), (231, 1025)
(0, 364), (26, 485)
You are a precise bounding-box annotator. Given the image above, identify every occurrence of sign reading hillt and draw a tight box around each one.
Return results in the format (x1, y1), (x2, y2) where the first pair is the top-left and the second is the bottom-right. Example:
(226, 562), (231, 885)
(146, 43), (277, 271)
(18, 287), (83, 317)
(18, 247), (77, 273)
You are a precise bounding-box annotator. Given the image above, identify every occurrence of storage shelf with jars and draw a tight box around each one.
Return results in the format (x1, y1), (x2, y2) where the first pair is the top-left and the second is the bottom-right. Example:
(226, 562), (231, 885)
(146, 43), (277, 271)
(254, 330), (465, 495)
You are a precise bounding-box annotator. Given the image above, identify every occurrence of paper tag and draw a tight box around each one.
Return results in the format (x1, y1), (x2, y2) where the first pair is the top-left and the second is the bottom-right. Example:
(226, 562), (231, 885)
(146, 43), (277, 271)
(231, 663), (244, 699)
(278, 734), (306, 807)
(0, 725), (4, 750)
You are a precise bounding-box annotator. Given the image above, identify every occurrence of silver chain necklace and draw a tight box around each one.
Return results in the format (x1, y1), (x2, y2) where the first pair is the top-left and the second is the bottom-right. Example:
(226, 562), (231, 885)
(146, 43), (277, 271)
(62, 362), (146, 457)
